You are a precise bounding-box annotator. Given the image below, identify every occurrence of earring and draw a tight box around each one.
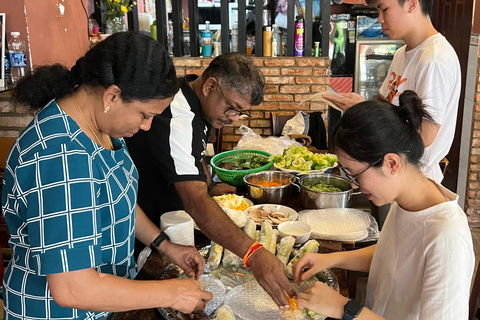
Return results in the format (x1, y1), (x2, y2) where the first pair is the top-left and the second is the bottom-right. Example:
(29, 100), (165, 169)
(104, 106), (111, 113)
(391, 171), (395, 175)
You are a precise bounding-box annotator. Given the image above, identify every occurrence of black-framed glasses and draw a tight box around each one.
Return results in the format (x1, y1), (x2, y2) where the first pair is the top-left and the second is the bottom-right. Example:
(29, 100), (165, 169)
(217, 84), (251, 118)
(339, 157), (383, 187)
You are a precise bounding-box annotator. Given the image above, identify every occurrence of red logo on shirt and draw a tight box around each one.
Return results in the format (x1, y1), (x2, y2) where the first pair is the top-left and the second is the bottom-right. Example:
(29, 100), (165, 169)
(385, 71), (407, 102)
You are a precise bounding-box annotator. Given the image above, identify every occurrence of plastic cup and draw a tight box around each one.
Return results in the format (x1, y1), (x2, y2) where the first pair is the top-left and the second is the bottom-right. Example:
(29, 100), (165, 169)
(202, 44), (213, 57)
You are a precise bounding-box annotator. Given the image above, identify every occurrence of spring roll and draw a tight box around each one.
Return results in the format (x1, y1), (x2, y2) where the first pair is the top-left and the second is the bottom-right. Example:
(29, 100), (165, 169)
(244, 219), (257, 240)
(286, 240), (320, 279)
(208, 241), (223, 270)
(215, 305), (236, 320)
(222, 249), (242, 271)
(269, 229), (278, 254)
(259, 220), (273, 251)
(276, 236), (295, 266)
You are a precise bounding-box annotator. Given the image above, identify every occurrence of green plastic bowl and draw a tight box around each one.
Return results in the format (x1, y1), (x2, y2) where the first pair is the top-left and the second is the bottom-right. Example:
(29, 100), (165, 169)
(210, 149), (273, 187)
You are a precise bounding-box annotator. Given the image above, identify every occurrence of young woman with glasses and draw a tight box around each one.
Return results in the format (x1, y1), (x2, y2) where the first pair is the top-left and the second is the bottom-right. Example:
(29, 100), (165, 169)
(293, 90), (474, 320)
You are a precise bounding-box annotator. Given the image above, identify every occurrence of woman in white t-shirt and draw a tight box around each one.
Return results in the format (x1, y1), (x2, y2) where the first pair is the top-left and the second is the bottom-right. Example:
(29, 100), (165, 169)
(293, 91), (474, 320)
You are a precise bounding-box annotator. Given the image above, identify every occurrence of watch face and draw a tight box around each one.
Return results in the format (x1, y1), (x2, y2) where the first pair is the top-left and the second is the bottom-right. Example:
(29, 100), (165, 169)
(344, 299), (363, 318)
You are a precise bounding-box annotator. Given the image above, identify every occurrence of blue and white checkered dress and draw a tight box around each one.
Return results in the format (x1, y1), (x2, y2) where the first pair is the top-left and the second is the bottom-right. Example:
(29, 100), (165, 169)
(2, 100), (138, 319)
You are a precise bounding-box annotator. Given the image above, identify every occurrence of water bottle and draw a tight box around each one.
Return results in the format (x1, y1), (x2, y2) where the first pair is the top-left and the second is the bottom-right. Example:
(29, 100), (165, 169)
(272, 24), (281, 57)
(4, 47), (12, 89)
(8, 32), (27, 85)
(167, 20), (174, 56)
(294, 17), (304, 57)
(231, 23), (238, 52)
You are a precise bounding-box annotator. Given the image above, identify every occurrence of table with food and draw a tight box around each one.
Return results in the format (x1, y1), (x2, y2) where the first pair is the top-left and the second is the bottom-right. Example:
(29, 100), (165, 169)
(108, 145), (379, 320)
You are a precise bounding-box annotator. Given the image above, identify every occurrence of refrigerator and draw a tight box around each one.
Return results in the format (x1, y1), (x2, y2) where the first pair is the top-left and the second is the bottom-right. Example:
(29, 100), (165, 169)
(354, 16), (404, 100)
(354, 39), (404, 100)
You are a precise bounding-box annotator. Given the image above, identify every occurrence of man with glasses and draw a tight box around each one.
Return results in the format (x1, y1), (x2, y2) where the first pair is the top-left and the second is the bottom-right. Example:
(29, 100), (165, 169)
(126, 53), (297, 308)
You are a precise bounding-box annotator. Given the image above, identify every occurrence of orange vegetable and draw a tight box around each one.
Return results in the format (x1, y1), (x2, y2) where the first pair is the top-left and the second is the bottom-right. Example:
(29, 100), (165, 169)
(286, 294), (298, 310)
(235, 272), (245, 277)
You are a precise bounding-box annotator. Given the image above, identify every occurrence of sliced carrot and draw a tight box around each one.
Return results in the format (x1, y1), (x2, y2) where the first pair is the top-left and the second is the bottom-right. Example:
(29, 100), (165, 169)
(235, 273), (245, 277)
(286, 294), (298, 310)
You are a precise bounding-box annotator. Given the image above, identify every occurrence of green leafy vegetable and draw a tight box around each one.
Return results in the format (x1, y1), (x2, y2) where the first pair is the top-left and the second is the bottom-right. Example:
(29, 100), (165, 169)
(270, 146), (337, 172)
(221, 156), (269, 170)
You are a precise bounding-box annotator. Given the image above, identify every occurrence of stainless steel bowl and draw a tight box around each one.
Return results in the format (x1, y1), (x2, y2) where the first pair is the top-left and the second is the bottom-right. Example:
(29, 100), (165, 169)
(297, 173), (357, 209)
(243, 171), (295, 204)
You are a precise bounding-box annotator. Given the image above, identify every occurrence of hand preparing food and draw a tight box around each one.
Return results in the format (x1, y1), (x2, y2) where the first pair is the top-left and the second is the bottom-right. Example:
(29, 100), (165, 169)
(199, 228), (336, 320)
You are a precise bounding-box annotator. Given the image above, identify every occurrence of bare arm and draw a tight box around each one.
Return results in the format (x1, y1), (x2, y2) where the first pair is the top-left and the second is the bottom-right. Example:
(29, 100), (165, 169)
(202, 160), (236, 196)
(175, 180), (296, 307)
(294, 245), (376, 283)
(298, 281), (385, 320)
(419, 119), (440, 148)
(322, 92), (365, 112)
(47, 268), (212, 313)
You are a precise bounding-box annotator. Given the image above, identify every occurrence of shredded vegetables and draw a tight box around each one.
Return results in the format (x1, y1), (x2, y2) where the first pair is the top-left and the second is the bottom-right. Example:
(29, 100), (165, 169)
(213, 194), (250, 211)
(286, 294), (298, 310)
(254, 180), (285, 187)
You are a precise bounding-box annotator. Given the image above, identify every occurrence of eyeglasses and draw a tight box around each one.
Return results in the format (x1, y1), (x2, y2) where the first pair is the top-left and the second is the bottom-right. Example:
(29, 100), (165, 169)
(339, 157), (383, 188)
(217, 84), (251, 118)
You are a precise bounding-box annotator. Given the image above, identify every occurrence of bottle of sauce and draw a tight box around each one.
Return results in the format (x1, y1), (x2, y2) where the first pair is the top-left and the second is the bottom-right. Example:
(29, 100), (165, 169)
(263, 26), (272, 57)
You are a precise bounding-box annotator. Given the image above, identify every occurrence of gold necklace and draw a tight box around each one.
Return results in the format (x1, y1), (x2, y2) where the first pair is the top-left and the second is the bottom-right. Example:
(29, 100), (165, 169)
(72, 94), (114, 150)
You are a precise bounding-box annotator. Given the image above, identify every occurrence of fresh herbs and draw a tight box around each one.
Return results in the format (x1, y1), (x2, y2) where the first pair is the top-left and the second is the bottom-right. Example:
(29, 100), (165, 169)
(221, 156), (269, 170)
(306, 182), (343, 193)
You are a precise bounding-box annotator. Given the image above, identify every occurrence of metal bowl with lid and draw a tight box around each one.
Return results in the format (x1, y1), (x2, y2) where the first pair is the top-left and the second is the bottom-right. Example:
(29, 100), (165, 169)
(243, 171), (295, 204)
(297, 173), (359, 209)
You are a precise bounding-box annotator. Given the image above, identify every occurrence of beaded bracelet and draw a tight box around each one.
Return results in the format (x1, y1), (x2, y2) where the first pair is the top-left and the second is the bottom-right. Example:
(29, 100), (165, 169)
(243, 242), (264, 268)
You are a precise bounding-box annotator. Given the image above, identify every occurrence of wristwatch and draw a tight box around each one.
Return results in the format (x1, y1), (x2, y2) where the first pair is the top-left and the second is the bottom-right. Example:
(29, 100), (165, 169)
(150, 231), (170, 251)
(343, 299), (364, 320)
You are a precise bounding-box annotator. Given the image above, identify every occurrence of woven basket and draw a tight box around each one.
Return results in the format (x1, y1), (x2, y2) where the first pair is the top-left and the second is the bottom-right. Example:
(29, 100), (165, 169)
(210, 149), (273, 187)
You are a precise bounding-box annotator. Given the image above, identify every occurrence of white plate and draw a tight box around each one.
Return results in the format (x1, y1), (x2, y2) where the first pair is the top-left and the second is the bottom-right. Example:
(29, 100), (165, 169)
(244, 204), (298, 226)
(194, 197), (254, 231)
(273, 163), (336, 175)
(299, 208), (371, 241)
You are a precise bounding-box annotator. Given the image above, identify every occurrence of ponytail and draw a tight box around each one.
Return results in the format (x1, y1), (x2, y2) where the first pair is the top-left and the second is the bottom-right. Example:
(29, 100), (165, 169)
(396, 90), (433, 132)
(12, 64), (78, 111)
(13, 32), (177, 111)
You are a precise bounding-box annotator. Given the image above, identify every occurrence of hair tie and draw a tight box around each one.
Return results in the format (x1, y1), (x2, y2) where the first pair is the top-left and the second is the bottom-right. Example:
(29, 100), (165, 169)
(68, 66), (82, 88)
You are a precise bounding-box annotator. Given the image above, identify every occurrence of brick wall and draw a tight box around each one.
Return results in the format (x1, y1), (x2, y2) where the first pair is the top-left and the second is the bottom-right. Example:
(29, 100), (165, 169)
(467, 56), (480, 225)
(173, 56), (331, 151)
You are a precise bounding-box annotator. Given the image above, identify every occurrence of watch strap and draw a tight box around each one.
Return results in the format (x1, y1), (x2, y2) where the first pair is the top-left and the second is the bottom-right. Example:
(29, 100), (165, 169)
(343, 299), (364, 320)
(150, 231), (170, 251)
(208, 181), (216, 192)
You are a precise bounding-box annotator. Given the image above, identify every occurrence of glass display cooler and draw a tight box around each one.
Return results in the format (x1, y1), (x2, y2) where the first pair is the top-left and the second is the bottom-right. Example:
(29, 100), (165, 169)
(354, 39), (404, 101)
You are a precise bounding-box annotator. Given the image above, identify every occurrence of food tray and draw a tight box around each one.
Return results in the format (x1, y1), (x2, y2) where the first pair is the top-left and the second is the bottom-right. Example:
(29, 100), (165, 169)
(211, 150), (273, 187)
(157, 245), (339, 320)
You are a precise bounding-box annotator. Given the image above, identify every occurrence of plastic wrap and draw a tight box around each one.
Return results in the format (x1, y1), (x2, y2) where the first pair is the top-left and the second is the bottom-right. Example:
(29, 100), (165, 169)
(234, 125), (301, 155)
(299, 208), (379, 242)
(199, 274), (227, 316)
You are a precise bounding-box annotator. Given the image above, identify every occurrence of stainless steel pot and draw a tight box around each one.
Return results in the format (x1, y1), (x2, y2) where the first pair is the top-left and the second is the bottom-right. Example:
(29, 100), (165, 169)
(243, 171), (295, 204)
(296, 173), (359, 209)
